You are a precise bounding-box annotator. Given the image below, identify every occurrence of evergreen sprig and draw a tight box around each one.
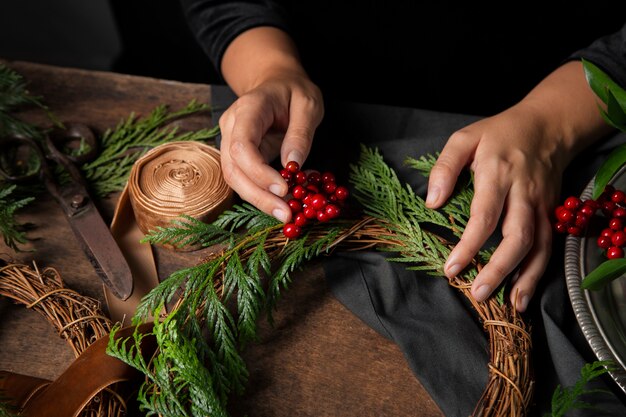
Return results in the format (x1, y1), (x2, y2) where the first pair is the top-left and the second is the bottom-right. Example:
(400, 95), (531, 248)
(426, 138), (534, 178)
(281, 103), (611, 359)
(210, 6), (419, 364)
(80, 100), (220, 197)
(350, 145), (480, 279)
(107, 310), (227, 417)
(122, 202), (353, 416)
(0, 63), (50, 139)
(545, 360), (615, 417)
(0, 183), (34, 251)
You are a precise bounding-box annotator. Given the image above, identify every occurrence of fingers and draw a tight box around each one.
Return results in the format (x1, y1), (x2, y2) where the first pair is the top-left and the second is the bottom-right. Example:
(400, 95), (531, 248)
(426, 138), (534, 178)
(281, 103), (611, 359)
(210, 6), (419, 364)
(219, 95), (291, 222)
(280, 89), (324, 166)
(508, 209), (552, 312)
(219, 79), (324, 224)
(426, 131), (476, 208)
(467, 185), (535, 304)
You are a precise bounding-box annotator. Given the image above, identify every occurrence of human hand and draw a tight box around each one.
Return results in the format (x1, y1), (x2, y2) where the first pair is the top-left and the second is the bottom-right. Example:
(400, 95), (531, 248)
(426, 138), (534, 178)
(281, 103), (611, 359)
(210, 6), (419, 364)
(425, 105), (567, 312)
(219, 69), (324, 223)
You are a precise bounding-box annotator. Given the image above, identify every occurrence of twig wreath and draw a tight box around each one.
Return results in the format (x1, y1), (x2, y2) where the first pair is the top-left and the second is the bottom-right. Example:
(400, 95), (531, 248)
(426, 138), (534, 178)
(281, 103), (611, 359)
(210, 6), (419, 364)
(0, 260), (124, 417)
(104, 145), (532, 417)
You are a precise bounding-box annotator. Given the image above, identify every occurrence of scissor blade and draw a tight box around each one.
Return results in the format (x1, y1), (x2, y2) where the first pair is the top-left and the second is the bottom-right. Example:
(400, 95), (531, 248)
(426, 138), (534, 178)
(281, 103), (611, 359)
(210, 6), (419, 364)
(66, 202), (134, 300)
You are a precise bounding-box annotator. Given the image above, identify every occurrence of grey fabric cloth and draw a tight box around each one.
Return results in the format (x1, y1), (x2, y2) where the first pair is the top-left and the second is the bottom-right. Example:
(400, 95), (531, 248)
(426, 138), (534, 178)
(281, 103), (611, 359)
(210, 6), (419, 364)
(315, 100), (626, 416)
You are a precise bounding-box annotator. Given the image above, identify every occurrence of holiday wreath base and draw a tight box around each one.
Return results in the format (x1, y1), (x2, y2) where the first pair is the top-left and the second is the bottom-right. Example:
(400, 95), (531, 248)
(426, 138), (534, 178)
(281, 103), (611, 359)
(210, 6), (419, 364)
(0, 147), (533, 417)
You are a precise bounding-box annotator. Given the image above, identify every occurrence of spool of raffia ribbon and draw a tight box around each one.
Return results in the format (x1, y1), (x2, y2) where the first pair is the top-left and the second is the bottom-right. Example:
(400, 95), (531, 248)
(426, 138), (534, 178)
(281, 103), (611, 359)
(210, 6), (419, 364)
(128, 141), (233, 238)
(106, 141), (233, 323)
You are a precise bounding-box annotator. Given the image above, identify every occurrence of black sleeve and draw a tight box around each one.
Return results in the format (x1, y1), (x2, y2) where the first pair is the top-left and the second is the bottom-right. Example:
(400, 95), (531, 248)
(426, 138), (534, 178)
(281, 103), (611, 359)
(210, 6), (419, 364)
(179, 0), (290, 77)
(569, 22), (626, 89)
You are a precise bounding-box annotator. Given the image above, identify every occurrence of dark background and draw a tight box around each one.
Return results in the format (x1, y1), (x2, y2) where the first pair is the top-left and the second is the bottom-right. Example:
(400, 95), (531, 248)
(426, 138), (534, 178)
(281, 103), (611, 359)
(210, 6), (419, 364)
(2, 1), (626, 115)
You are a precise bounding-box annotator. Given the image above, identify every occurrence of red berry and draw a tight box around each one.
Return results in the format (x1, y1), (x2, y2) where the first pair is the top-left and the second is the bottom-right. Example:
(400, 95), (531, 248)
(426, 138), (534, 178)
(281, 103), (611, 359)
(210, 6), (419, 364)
(316, 210), (330, 222)
(283, 223), (301, 239)
(322, 181), (337, 194)
(557, 208), (574, 223)
(567, 225), (582, 236)
(554, 222), (569, 233)
(612, 190), (626, 203)
(579, 204), (595, 217)
(303, 206), (317, 219)
(607, 246), (624, 259)
(294, 212), (308, 227)
(614, 207), (626, 219)
(292, 185), (307, 200)
(574, 213), (589, 228)
(302, 193), (314, 206)
(286, 161), (300, 173)
(328, 194), (338, 203)
(610, 218), (624, 231)
(601, 228), (615, 238)
(306, 184), (320, 194)
(295, 171), (307, 184)
(307, 171), (322, 185)
(311, 193), (327, 210)
(612, 231), (626, 246)
(564, 196), (582, 210)
(335, 186), (350, 201)
(321, 171), (335, 183)
(325, 204), (341, 219)
(280, 168), (292, 181)
(597, 236), (612, 249)
(602, 200), (616, 215)
(287, 198), (302, 213)
(583, 199), (599, 211)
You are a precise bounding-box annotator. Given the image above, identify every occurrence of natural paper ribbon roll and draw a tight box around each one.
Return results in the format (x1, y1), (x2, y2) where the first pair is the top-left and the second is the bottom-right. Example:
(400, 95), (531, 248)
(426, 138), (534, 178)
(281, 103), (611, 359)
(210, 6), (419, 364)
(128, 141), (233, 236)
(106, 141), (232, 323)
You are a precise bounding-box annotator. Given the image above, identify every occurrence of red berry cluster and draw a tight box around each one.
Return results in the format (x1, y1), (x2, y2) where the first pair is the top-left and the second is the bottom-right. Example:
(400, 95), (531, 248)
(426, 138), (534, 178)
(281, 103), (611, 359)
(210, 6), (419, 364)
(280, 161), (349, 239)
(554, 185), (626, 259)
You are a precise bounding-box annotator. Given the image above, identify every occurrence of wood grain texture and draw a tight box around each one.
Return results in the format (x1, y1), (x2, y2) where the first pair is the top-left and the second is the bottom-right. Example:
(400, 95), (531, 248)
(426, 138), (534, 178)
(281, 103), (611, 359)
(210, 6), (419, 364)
(0, 60), (444, 417)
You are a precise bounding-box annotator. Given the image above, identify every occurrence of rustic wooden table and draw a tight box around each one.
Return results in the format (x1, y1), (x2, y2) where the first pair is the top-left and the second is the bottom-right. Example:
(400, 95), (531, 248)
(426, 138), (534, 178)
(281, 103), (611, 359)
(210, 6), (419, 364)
(0, 60), (444, 417)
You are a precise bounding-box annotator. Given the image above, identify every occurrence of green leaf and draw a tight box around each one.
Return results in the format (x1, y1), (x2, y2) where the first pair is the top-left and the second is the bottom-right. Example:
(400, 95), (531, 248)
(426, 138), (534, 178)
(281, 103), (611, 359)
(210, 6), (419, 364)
(583, 58), (626, 110)
(605, 89), (626, 131)
(592, 144), (626, 199)
(581, 258), (626, 290)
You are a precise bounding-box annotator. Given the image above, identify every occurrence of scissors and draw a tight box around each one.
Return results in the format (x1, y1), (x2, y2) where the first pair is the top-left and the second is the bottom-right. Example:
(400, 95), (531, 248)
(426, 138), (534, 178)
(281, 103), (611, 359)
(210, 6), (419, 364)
(0, 123), (133, 300)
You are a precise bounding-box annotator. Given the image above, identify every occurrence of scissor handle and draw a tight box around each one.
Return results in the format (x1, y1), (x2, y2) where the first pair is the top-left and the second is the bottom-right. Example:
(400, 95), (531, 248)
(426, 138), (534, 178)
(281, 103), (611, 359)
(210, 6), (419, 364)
(0, 135), (49, 183)
(47, 123), (98, 166)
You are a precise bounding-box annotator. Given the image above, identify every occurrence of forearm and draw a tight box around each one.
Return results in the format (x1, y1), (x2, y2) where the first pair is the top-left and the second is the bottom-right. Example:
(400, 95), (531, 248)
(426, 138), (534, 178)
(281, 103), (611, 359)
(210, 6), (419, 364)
(519, 60), (613, 165)
(221, 26), (307, 95)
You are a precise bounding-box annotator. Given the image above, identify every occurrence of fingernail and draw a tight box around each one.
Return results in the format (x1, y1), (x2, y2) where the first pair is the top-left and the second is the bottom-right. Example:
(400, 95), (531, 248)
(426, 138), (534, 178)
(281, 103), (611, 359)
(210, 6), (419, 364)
(446, 263), (461, 278)
(287, 150), (304, 165)
(518, 295), (530, 312)
(272, 208), (289, 223)
(473, 284), (492, 302)
(269, 183), (284, 196)
(426, 186), (440, 207)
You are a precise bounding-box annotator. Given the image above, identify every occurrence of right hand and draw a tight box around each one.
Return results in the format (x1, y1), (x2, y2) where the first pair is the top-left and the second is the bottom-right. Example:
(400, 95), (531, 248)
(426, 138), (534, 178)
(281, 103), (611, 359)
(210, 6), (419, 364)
(219, 69), (324, 223)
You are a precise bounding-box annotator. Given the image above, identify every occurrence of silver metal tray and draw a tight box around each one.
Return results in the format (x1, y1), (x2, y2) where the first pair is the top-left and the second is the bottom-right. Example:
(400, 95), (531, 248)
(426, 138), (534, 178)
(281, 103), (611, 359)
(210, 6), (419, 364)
(565, 165), (626, 393)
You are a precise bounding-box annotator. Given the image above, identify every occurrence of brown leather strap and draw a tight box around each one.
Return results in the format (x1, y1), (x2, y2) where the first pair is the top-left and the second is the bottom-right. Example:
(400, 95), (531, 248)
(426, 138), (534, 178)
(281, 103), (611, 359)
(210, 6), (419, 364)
(7, 323), (156, 417)
(0, 371), (50, 411)
(106, 141), (232, 322)
(106, 184), (160, 324)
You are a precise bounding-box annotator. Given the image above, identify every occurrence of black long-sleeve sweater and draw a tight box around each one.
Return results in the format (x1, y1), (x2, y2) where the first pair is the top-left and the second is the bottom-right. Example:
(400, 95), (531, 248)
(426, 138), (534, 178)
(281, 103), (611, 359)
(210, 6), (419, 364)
(180, 1), (626, 115)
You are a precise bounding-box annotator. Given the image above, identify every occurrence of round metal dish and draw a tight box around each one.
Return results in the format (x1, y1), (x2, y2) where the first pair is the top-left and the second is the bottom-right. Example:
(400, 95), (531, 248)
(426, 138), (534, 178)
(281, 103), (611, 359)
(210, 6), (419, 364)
(565, 165), (626, 394)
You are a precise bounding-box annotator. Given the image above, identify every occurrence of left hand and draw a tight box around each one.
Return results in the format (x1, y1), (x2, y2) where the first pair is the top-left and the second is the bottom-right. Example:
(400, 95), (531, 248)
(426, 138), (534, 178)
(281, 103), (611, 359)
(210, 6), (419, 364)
(426, 104), (566, 312)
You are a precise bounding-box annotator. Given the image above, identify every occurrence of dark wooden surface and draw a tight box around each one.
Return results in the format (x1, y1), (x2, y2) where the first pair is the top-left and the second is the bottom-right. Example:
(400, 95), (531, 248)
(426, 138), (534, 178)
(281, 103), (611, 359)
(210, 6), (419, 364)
(0, 60), (444, 417)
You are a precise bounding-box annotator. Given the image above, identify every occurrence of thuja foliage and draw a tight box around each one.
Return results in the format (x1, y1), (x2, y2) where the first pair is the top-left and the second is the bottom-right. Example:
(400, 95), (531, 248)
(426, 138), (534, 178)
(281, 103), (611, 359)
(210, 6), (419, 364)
(545, 360), (615, 417)
(80, 101), (220, 197)
(0, 184), (34, 250)
(351, 145), (495, 290)
(0, 63), (51, 139)
(110, 203), (349, 416)
(109, 145), (507, 415)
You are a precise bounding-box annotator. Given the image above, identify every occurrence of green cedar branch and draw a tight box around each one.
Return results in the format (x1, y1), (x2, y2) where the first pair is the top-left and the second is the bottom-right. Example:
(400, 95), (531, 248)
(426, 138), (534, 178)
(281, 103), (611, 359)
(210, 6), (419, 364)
(545, 360), (615, 417)
(0, 183), (34, 251)
(80, 100), (220, 197)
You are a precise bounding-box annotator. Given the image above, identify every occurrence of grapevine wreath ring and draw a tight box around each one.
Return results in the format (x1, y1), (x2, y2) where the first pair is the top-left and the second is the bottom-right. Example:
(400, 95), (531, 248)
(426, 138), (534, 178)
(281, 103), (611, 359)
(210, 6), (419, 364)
(0, 147), (533, 417)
